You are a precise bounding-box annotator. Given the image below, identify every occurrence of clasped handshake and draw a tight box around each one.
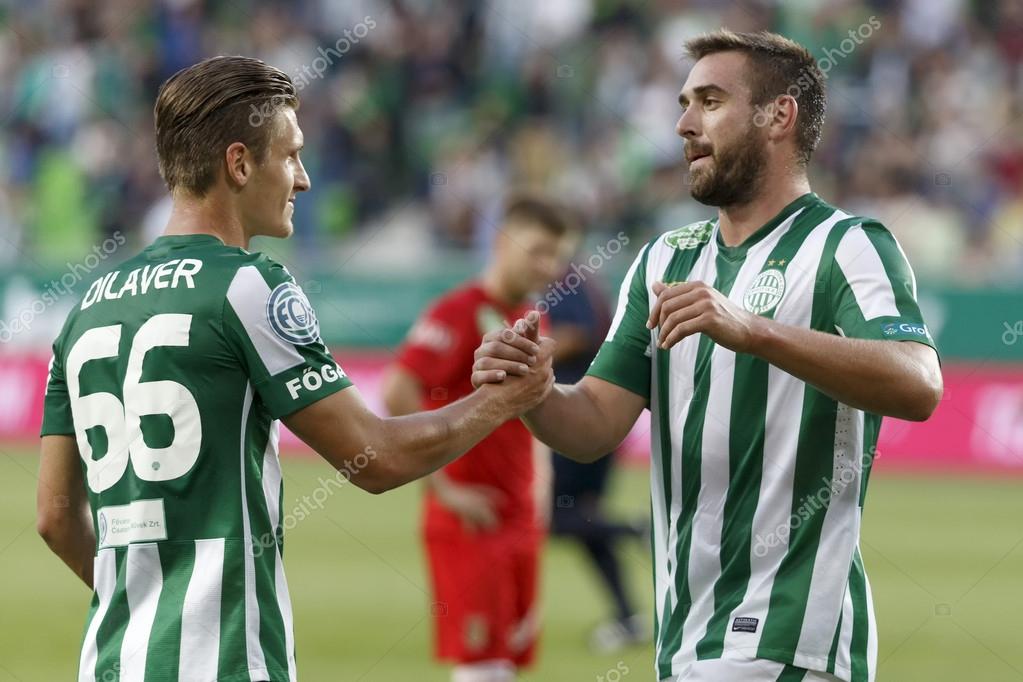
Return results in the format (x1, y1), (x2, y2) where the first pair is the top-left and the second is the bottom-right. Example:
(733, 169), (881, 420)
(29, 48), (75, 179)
(469, 280), (760, 417)
(470, 310), (555, 417)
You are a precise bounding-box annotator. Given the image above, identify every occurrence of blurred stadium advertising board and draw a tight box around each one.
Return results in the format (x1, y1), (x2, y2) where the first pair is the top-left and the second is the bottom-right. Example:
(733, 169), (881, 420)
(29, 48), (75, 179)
(3, 352), (1020, 472)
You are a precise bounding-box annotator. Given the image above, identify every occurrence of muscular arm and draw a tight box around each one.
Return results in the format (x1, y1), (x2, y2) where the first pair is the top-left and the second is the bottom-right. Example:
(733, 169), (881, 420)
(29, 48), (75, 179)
(650, 280), (943, 422)
(751, 320), (942, 421)
(519, 376), (646, 463)
(37, 435), (94, 589)
(285, 357), (552, 494)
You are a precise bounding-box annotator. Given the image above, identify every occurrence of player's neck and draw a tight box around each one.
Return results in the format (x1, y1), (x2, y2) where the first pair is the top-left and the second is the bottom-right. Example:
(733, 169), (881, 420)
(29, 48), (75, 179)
(163, 195), (249, 249)
(716, 175), (811, 248)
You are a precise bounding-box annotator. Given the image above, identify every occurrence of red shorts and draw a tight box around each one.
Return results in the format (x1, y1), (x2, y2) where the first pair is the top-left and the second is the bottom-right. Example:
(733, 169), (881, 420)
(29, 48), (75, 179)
(424, 526), (542, 667)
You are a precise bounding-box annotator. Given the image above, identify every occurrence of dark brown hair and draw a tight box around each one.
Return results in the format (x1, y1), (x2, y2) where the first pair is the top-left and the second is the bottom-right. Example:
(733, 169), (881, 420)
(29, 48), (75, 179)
(503, 192), (577, 237)
(154, 56), (298, 196)
(684, 30), (826, 165)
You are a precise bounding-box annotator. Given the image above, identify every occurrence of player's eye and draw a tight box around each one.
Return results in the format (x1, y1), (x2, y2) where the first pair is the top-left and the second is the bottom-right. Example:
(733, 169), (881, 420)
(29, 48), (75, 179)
(704, 99), (720, 110)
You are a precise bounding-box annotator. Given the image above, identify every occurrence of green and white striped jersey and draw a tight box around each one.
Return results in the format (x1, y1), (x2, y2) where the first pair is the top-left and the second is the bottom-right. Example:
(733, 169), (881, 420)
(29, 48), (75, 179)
(41, 234), (352, 682)
(588, 193), (935, 682)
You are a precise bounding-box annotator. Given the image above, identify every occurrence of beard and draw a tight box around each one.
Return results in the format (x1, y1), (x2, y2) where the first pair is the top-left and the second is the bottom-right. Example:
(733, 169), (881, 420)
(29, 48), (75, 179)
(686, 124), (768, 208)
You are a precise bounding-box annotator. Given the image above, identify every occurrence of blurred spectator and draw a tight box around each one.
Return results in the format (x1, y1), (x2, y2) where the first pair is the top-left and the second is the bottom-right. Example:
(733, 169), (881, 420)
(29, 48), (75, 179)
(0, 0), (1020, 286)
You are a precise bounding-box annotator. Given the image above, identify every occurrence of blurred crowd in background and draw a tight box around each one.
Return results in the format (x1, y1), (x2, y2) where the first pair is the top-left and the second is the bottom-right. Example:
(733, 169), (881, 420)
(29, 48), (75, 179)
(1, 0), (1022, 286)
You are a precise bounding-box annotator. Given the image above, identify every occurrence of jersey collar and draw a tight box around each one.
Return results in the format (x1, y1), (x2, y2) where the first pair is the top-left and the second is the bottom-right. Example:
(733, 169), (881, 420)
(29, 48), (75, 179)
(714, 192), (820, 261)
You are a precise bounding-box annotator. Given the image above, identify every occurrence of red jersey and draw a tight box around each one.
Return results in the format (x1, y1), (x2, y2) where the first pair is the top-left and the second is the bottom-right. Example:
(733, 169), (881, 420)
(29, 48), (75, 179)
(396, 282), (540, 534)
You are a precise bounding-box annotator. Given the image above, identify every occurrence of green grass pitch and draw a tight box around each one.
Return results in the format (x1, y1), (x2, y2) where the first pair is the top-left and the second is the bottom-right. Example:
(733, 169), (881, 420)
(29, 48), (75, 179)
(1, 448), (1021, 681)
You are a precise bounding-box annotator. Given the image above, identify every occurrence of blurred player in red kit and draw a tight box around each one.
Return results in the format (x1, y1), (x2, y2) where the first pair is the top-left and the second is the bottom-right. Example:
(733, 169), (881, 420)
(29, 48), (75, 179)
(381, 194), (578, 681)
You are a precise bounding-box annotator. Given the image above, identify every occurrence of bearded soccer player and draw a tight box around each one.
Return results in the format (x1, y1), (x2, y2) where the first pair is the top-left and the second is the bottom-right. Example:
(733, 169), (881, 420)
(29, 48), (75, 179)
(380, 195), (575, 682)
(35, 56), (553, 682)
(471, 31), (942, 682)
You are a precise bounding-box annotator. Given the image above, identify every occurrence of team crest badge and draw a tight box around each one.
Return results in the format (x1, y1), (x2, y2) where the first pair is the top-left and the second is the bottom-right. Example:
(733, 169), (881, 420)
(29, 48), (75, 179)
(743, 269), (786, 315)
(267, 281), (321, 345)
(664, 222), (713, 250)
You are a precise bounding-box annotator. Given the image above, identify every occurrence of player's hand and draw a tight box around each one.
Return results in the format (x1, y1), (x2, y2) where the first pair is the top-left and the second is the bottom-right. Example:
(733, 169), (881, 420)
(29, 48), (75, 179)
(478, 337), (556, 416)
(435, 481), (505, 533)
(646, 280), (760, 352)
(472, 310), (544, 387)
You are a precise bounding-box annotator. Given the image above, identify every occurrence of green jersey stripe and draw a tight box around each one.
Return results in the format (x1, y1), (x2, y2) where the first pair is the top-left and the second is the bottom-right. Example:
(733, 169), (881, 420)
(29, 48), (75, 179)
(718, 208), (845, 663)
(238, 384), (269, 677)
(827, 607), (843, 674)
(671, 249), (745, 669)
(696, 206), (833, 660)
(655, 238), (717, 677)
(848, 549), (870, 681)
(217, 539), (248, 678)
(274, 552), (299, 681)
(143, 542), (193, 681)
(180, 538), (224, 679)
(79, 548), (117, 681)
(95, 548), (130, 682)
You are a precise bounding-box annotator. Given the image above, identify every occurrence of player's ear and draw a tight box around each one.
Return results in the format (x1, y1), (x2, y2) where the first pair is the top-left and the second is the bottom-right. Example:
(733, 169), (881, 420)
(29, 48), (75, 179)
(764, 94), (799, 142)
(224, 141), (252, 189)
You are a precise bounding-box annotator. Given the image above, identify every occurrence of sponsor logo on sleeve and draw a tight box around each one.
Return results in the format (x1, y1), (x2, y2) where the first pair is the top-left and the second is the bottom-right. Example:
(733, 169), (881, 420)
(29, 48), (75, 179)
(266, 281), (321, 345)
(286, 363), (347, 400)
(881, 322), (930, 339)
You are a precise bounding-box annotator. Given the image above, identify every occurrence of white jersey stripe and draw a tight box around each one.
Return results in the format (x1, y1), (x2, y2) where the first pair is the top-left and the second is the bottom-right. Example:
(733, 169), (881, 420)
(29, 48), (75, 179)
(834, 225), (900, 321)
(673, 213), (799, 670)
(794, 402), (864, 664)
(836, 582), (855, 677)
(226, 266), (304, 376)
(607, 243), (650, 341)
(275, 550), (299, 682)
(239, 384), (268, 678)
(722, 211), (843, 660)
(78, 549), (117, 682)
(179, 538), (225, 681)
(262, 421), (283, 535)
(864, 566), (878, 682)
(118, 543), (163, 681)
(661, 239), (717, 619)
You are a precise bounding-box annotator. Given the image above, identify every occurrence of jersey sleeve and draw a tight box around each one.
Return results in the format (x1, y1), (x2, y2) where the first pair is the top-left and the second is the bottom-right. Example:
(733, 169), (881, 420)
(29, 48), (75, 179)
(222, 256), (352, 419)
(395, 296), (467, 392)
(829, 220), (936, 349)
(40, 341), (75, 436)
(585, 242), (652, 399)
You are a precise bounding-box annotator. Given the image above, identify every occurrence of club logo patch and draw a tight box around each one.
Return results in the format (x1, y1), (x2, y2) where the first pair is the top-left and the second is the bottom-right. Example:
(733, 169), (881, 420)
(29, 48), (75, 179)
(664, 221), (714, 250)
(267, 281), (320, 345)
(743, 268), (786, 315)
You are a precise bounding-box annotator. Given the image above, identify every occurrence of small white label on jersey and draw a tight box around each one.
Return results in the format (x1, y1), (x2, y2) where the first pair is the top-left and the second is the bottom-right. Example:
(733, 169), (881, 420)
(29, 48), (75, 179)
(96, 499), (168, 549)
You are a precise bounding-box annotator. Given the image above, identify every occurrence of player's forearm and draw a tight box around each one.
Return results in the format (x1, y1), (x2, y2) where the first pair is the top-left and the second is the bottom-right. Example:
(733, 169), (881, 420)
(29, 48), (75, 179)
(367, 386), (512, 493)
(522, 383), (621, 462)
(37, 503), (95, 589)
(750, 318), (942, 421)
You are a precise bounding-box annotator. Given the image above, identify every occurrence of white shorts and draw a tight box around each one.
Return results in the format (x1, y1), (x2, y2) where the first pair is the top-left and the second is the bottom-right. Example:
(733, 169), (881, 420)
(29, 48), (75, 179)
(663, 657), (843, 682)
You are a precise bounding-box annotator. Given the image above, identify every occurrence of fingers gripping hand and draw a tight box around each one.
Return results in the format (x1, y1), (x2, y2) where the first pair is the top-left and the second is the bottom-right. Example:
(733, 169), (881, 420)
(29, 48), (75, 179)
(471, 311), (542, 388)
